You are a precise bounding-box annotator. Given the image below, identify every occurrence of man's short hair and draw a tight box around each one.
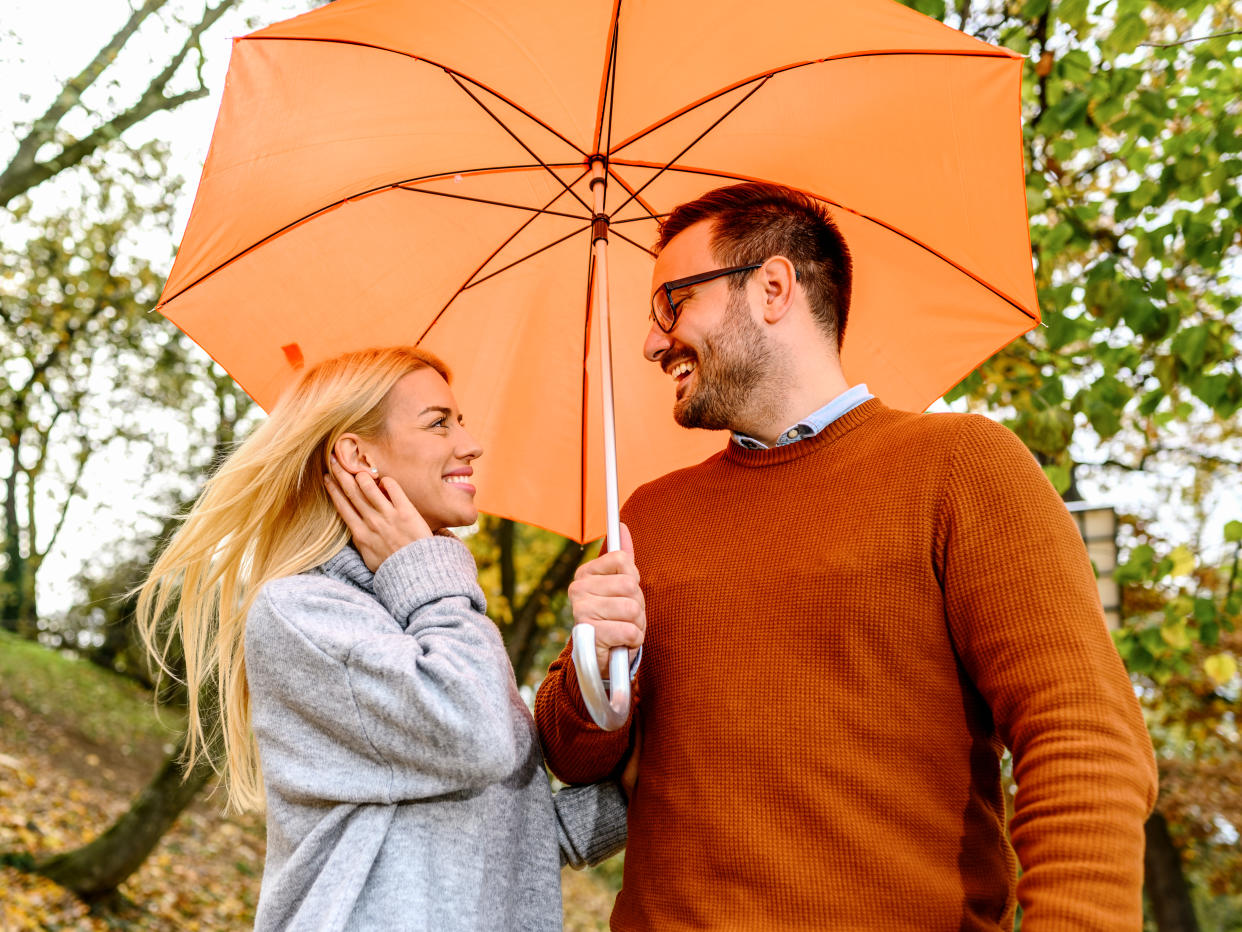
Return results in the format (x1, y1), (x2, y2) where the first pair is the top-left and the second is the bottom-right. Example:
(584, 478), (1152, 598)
(655, 183), (853, 352)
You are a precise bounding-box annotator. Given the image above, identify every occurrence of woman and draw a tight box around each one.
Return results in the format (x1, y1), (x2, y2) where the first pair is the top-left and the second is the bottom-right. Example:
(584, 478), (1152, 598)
(138, 347), (630, 931)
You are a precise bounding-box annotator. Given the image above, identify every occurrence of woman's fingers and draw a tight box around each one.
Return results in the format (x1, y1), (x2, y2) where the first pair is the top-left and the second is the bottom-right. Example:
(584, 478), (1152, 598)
(323, 470), (369, 541)
(354, 469), (396, 516)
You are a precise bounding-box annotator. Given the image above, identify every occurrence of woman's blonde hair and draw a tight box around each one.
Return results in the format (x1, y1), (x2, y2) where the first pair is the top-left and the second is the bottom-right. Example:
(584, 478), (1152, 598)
(137, 346), (450, 811)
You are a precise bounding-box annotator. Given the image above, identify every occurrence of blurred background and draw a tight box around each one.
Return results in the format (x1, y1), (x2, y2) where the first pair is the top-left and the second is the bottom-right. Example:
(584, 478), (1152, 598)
(0, 0), (1239, 928)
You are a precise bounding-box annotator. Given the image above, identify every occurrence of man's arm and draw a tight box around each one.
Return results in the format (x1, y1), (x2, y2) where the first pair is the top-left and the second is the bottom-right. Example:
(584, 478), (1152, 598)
(939, 416), (1157, 929)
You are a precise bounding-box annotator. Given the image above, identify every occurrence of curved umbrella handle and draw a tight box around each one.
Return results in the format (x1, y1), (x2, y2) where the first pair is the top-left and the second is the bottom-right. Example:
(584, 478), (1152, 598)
(572, 624), (632, 731)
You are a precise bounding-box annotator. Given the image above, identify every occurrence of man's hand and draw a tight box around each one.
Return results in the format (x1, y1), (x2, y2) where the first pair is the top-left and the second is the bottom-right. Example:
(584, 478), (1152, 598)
(568, 523), (646, 674)
(324, 455), (432, 572)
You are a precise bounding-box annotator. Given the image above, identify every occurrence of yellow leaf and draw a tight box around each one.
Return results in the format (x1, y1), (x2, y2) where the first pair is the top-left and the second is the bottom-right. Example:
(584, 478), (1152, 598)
(1168, 545), (1195, 578)
(1160, 621), (1190, 650)
(1204, 653), (1237, 685)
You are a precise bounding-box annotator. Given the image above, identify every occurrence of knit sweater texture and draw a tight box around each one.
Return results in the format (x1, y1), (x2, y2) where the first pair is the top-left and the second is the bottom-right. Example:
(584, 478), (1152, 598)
(247, 536), (627, 932)
(535, 400), (1156, 931)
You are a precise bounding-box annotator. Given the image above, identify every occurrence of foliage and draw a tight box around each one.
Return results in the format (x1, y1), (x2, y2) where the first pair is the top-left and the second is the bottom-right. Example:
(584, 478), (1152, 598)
(1112, 518), (1242, 900)
(895, 0), (1242, 925)
(468, 515), (592, 686)
(0, 146), (207, 635)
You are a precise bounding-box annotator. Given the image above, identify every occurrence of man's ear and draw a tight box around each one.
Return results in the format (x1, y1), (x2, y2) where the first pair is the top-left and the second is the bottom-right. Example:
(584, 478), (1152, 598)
(333, 434), (375, 475)
(759, 256), (797, 324)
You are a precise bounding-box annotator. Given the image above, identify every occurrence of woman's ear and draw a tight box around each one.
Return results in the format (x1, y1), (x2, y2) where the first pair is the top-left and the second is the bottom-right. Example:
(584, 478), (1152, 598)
(333, 434), (376, 475)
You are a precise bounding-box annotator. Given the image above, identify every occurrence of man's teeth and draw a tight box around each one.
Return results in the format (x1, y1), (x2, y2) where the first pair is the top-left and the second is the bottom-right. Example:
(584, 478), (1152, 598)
(670, 360), (695, 379)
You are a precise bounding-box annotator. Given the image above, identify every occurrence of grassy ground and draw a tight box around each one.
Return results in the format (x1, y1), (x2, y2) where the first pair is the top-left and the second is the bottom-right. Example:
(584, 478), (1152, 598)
(0, 629), (620, 930)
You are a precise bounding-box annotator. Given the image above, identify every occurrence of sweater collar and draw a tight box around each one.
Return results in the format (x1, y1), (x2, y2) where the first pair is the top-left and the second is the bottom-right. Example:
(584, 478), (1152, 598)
(319, 543), (375, 592)
(722, 398), (884, 468)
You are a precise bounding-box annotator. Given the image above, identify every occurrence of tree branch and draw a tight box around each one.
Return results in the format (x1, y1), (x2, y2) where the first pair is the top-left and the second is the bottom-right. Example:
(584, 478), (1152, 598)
(0, 0), (239, 208)
(37, 440), (93, 562)
(0, 0), (167, 202)
(1140, 29), (1242, 48)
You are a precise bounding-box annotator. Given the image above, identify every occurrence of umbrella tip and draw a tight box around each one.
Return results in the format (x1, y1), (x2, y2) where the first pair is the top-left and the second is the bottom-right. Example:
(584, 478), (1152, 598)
(282, 343), (305, 369)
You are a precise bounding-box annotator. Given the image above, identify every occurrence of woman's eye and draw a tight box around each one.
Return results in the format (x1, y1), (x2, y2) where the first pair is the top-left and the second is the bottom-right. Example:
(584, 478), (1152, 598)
(430, 417), (448, 429)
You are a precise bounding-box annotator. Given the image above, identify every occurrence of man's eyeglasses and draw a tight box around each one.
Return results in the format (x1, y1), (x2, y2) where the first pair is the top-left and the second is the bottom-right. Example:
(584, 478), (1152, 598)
(649, 263), (762, 333)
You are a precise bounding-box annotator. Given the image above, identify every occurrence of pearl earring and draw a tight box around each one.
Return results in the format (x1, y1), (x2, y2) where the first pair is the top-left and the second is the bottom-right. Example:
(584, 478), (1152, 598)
(370, 467), (379, 476)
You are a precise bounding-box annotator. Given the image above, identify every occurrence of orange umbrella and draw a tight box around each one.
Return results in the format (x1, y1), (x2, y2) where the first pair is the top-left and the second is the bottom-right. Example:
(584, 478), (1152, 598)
(158, 0), (1038, 726)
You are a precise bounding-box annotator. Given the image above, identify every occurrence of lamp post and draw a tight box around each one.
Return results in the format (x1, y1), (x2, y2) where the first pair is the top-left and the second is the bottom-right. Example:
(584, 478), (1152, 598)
(1066, 502), (1121, 630)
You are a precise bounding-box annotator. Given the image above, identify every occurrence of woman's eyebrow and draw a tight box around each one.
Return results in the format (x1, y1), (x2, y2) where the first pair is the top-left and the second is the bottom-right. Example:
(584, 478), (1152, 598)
(419, 405), (452, 418)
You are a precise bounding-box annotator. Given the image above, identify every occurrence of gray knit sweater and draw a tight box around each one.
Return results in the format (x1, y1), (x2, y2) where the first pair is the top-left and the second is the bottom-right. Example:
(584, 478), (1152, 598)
(245, 535), (627, 931)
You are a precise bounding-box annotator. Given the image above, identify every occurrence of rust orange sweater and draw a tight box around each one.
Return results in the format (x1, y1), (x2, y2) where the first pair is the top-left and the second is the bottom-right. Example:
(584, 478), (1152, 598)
(536, 400), (1156, 931)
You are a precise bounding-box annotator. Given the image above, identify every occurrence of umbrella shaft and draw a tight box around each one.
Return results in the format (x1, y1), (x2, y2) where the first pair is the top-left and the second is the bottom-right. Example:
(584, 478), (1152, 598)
(590, 159), (621, 553)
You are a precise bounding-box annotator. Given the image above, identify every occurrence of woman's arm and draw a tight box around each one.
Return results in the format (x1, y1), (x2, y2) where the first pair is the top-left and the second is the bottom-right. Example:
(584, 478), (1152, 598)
(249, 539), (518, 803)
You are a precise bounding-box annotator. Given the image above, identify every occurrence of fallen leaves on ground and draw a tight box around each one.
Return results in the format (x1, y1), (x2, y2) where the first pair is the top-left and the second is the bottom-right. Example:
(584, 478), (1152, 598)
(0, 650), (620, 929)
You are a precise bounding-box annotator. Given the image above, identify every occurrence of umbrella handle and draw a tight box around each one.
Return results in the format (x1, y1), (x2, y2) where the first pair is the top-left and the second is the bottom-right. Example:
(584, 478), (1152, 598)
(572, 624), (632, 731)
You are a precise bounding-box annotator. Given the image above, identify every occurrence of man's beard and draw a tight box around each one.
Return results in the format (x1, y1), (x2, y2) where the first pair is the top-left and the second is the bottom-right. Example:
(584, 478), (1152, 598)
(673, 289), (782, 432)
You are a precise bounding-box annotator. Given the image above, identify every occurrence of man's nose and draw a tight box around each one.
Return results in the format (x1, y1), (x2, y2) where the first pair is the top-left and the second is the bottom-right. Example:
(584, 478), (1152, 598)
(643, 321), (672, 363)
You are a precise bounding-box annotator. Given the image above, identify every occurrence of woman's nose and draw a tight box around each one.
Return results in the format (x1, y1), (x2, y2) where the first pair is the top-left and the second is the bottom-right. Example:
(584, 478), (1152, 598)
(458, 428), (483, 461)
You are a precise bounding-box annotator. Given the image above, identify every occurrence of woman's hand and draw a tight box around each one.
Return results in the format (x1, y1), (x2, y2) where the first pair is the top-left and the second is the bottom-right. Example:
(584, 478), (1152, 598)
(324, 455), (432, 572)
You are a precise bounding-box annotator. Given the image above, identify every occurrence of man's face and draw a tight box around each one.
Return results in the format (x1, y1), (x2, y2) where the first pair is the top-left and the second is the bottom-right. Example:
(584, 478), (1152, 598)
(645, 221), (774, 432)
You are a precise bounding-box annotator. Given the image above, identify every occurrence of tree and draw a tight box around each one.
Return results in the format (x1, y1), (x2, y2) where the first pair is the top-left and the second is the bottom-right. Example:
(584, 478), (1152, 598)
(15, 367), (253, 896)
(0, 146), (206, 635)
(897, 0), (1241, 925)
(0, 0), (240, 209)
(469, 515), (589, 685)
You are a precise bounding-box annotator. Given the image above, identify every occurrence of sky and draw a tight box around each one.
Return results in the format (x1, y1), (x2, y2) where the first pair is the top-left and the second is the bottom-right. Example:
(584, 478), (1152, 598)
(2, 0), (1240, 619)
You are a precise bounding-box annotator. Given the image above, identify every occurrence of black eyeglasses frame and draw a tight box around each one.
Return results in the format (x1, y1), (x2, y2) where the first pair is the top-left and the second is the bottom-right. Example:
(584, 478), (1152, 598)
(649, 262), (763, 333)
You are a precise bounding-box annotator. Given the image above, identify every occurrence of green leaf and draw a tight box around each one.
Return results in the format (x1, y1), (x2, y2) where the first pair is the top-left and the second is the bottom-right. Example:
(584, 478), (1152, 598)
(1160, 621), (1190, 650)
(1108, 12), (1149, 54)
(1225, 521), (1242, 543)
(1041, 463), (1072, 494)
(1168, 545), (1195, 578)
(1171, 325), (1210, 370)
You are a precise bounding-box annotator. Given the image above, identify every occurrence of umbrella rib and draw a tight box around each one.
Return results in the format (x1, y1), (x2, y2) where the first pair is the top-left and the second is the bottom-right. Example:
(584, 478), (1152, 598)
(447, 71), (593, 215)
(612, 214), (668, 225)
(607, 167), (659, 224)
(607, 49), (1019, 157)
(395, 184), (590, 221)
(591, 0), (623, 156)
(415, 170), (591, 344)
(244, 35), (589, 160)
(157, 163), (586, 309)
(459, 224), (592, 292)
(612, 160), (1039, 323)
(608, 226), (656, 258)
(606, 76), (772, 221)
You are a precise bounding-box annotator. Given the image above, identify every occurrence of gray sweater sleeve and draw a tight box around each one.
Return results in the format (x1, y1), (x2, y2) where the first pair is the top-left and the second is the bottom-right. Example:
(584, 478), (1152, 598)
(554, 781), (628, 869)
(249, 537), (518, 803)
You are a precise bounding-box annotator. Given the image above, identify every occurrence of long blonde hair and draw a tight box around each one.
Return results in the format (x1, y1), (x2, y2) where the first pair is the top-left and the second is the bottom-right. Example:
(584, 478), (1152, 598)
(137, 346), (450, 811)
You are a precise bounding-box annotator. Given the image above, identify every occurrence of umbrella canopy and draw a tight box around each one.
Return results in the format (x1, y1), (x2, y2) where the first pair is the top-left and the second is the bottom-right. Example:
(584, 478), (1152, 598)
(158, 0), (1038, 545)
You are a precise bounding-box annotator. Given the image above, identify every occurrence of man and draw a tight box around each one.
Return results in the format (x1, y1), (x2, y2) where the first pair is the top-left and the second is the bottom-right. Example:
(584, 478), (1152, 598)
(535, 183), (1156, 930)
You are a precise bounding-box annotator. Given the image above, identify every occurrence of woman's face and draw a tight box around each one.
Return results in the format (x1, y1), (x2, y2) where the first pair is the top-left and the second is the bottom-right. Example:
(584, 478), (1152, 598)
(365, 368), (483, 533)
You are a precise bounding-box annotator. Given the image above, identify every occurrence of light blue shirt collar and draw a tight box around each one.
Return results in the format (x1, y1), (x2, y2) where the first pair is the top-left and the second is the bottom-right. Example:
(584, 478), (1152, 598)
(732, 384), (873, 450)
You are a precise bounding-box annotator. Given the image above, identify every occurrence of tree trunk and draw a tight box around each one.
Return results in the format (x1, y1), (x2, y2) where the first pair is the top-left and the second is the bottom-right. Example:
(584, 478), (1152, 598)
(1, 440), (23, 634)
(35, 734), (213, 898)
(1143, 809), (1199, 932)
(509, 537), (585, 684)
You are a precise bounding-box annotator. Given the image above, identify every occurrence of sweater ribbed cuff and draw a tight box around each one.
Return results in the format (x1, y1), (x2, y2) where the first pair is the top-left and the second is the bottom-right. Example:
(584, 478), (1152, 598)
(372, 536), (486, 627)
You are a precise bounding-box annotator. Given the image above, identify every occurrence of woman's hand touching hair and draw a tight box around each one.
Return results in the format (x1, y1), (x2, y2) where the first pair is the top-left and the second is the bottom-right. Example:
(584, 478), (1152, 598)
(324, 454), (432, 572)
